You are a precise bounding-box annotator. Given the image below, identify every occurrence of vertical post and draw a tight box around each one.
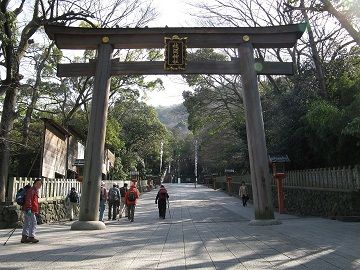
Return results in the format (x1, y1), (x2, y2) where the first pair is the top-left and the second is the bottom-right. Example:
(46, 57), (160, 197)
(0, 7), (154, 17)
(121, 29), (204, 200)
(71, 41), (113, 230)
(238, 42), (278, 225)
(160, 141), (163, 176)
(177, 155), (180, 184)
(226, 176), (232, 194)
(194, 139), (198, 188)
(6, 177), (14, 202)
(276, 175), (285, 214)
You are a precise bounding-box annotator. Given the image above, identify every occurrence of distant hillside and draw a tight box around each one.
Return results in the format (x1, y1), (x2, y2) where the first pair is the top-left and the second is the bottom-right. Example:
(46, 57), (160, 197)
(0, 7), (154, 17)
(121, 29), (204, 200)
(156, 104), (190, 137)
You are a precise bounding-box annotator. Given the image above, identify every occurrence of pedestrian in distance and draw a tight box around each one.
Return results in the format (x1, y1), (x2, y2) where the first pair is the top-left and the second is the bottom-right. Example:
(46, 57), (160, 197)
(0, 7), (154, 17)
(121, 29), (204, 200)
(119, 183), (128, 218)
(155, 185), (169, 219)
(115, 183), (121, 216)
(125, 183), (140, 222)
(66, 187), (80, 221)
(239, 181), (249, 207)
(99, 181), (108, 222)
(108, 182), (121, 220)
(21, 178), (42, 244)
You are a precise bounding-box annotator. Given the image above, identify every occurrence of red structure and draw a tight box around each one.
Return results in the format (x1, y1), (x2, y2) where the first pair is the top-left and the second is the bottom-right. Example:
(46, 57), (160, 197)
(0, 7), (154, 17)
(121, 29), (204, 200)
(225, 169), (235, 194)
(269, 155), (290, 214)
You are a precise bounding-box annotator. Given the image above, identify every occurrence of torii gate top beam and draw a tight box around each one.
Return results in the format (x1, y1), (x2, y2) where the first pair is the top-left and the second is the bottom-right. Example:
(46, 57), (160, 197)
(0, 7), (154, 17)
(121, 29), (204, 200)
(45, 23), (306, 50)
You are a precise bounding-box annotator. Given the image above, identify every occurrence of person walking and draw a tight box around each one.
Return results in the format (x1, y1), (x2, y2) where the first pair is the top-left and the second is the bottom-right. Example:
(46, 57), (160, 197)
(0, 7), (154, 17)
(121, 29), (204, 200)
(99, 181), (108, 222)
(238, 181), (249, 207)
(108, 183), (120, 220)
(125, 183), (140, 222)
(21, 178), (42, 243)
(119, 183), (128, 218)
(155, 185), (169, 219)
(66, 187), (80, 221)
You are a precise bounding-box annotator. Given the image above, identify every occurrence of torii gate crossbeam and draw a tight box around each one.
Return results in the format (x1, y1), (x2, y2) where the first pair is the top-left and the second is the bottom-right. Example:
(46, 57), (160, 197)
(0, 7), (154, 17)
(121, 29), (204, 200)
(45, 23), (305, 230)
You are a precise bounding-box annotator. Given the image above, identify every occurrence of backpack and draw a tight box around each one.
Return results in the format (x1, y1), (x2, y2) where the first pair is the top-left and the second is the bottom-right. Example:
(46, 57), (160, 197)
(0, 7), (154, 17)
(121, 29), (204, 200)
(69, 191), (78, 203)
(99, 188), (106, 202)
(16, 184), (31, 206)
(120, 187), (126, 197)
(159, 189), (167, 200)
(128, 190), (136, 202)
(109, 188), (119, 202)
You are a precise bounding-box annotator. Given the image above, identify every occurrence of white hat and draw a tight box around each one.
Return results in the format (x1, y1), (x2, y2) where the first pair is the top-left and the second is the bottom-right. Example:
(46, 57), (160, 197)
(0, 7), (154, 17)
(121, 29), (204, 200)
(101, 181), (105, 186)
(113, 182), (118, 186)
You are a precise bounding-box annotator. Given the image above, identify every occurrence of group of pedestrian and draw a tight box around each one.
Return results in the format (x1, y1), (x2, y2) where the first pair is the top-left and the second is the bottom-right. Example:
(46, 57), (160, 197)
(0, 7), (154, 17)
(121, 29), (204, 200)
(99, 182), (171, 222)
(99, 181), (140, 222)
(19, 178), (170, 244)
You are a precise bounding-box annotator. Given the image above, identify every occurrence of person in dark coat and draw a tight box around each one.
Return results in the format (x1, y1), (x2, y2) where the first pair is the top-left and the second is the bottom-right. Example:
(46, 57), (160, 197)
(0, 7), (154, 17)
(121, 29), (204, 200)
(155, 185), (169, 219)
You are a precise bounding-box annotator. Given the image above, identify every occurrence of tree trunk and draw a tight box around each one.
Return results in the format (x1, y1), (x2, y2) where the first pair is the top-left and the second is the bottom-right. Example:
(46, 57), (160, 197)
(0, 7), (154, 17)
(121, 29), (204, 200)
(321, 0), (360, 46)
(22, 44), (53, 146)
(301, 0), (328, 99)
(0, 85), (18, 202)
(22, 89), (37, 146)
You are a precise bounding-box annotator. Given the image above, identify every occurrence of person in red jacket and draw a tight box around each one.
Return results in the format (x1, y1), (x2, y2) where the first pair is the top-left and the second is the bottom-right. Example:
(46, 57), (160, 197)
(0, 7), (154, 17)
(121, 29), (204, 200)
(125, 184), (140, 222)
(21, 178), (42, 243)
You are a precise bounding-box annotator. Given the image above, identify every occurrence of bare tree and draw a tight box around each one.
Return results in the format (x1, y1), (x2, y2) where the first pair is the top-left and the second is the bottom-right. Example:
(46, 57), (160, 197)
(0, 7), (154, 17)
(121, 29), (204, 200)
(284, 0), (360, 46)
(0, 0), (157, 202)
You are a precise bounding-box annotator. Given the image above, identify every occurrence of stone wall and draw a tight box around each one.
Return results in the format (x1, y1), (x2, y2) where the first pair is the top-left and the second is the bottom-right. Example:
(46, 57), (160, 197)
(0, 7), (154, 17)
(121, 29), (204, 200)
(0, 204), (20, 229)
(211, 180), (360, 218)
(272, 187), (360, 217)
(0, 199), (69, 229)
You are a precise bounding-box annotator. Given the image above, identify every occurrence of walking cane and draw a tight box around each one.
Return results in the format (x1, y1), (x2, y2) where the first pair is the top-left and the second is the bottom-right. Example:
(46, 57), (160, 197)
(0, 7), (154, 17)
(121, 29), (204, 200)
(118, 204), (127, 221)
(3, 227), (16, 246)
(167, 200), (172, 219)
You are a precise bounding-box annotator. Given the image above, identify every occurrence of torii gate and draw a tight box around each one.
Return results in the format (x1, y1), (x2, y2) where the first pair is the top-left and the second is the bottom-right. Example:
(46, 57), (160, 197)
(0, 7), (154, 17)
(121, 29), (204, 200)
(45, 24), (305, 230)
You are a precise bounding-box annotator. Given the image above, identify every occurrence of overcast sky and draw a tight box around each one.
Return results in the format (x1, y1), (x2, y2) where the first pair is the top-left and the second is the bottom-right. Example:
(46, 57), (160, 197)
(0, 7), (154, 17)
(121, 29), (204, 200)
(144, 0), (200, 107)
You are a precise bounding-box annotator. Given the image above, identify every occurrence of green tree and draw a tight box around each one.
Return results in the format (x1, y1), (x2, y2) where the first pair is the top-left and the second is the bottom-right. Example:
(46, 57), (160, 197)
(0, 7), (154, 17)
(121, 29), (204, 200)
(109, 99), (173, 178)
(0, 0), (158, 201)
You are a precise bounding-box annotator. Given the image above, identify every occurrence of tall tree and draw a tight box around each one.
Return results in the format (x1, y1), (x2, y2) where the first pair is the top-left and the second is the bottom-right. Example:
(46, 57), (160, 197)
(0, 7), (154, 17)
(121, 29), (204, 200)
(0, 0), (157, 201)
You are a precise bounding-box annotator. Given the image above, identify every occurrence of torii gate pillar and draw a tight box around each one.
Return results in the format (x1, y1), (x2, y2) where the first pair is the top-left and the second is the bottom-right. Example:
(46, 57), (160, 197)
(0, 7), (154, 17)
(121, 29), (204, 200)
(239, 42), (279, 225)
(71, 43), (113, 230)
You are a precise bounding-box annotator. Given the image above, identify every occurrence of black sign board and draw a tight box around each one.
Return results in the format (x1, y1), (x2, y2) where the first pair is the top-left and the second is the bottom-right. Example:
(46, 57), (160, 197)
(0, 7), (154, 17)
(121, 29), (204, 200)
(164, 35), (187, 70)
(268, 154), (290, 164)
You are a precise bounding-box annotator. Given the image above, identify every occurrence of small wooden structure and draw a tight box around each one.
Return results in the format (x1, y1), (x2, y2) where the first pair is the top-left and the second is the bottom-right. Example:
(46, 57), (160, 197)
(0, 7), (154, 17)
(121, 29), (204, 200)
(45, 23), (305, 229)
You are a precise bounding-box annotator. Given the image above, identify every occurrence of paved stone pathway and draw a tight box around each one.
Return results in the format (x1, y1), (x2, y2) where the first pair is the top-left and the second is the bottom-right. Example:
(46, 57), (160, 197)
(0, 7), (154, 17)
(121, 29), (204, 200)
(1, 184), (359, 269)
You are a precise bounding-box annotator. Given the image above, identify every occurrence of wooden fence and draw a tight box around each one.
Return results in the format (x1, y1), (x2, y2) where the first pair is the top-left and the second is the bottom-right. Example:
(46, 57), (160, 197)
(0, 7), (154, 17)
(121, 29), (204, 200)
(214, 165), (360, 191)
(7, 177), (82, 203)
(7, 178), (153, 203)
(280, 166), (360, 190)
